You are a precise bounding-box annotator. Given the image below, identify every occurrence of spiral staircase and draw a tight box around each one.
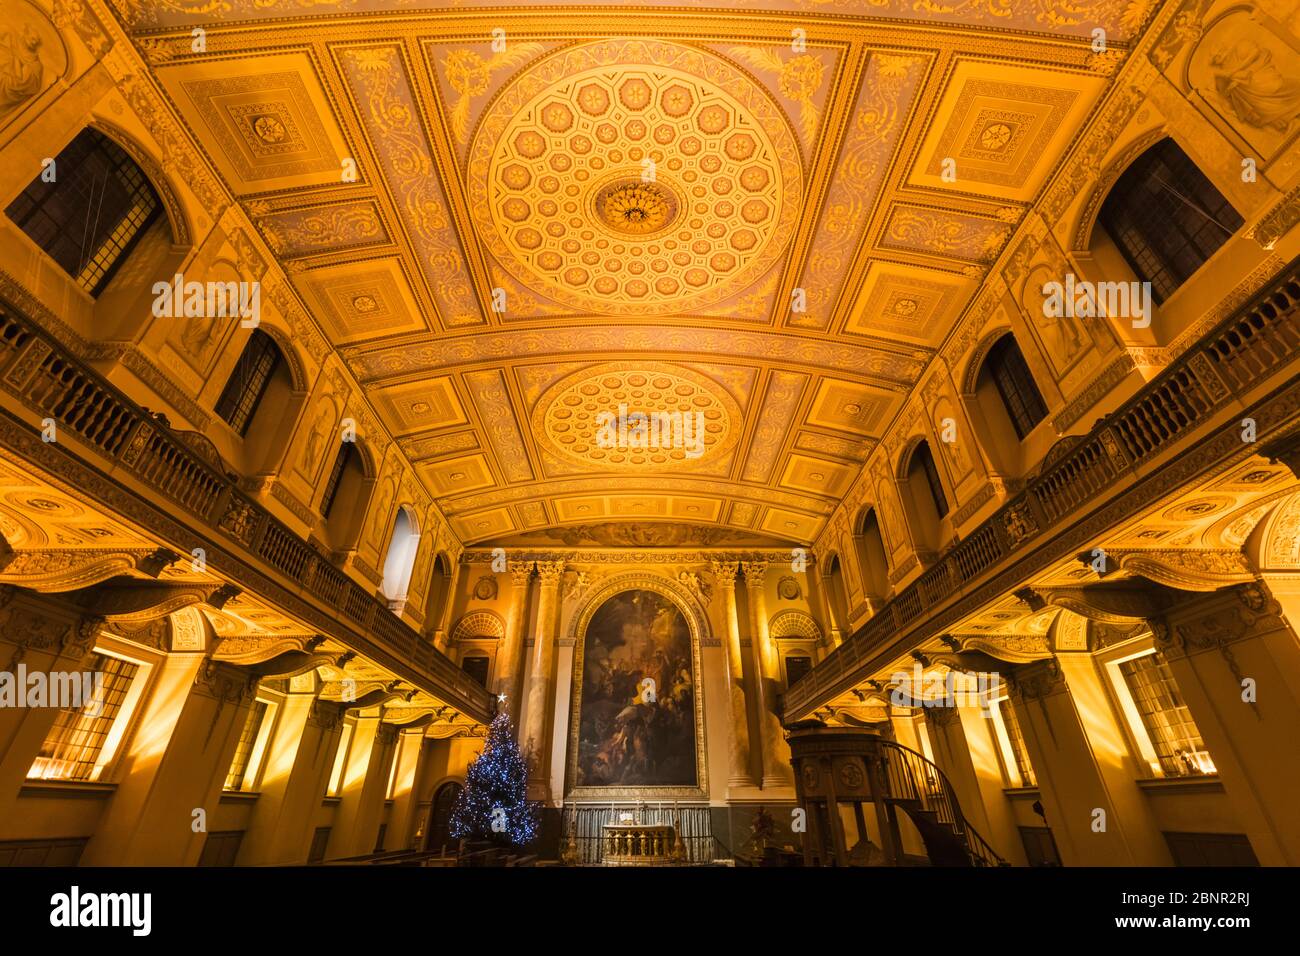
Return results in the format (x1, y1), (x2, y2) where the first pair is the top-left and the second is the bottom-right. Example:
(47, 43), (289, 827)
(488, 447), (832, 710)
(788, 723), (1008, 867)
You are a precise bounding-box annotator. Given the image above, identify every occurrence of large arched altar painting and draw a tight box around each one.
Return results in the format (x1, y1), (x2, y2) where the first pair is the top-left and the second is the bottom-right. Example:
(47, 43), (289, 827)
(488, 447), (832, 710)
(571, 588), (701, 793)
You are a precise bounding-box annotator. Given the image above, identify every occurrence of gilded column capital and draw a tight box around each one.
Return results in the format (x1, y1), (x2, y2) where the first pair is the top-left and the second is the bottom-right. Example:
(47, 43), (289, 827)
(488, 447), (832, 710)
(741, 560), (768, 588)
(1007, 657), (1065, 703)
(535, 559), (566, 587)
(709, 559), (738, 587)
(509, 562), (533, 587)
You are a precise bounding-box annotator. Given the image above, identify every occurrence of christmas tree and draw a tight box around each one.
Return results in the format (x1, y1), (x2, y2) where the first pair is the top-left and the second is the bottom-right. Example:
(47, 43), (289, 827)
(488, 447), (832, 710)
(449, 709), (539, 847)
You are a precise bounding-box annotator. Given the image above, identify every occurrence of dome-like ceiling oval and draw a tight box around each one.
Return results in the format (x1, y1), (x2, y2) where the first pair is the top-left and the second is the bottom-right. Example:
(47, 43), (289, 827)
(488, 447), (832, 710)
(469, 38), (803, 316)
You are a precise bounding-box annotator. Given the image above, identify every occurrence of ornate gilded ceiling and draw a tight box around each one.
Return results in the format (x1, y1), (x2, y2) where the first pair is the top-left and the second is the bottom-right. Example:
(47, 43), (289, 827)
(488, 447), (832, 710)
(113, 1), (1154, 545)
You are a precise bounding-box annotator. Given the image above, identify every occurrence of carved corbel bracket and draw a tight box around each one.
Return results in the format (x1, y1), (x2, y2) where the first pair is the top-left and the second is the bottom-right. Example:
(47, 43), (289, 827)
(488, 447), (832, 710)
(1037, 581), (1183, 625)
(0, 548), (174, 593)
(387, 711), (435, 730)
(69, 579), (240, 625)
(1108, 549), (1256, 592)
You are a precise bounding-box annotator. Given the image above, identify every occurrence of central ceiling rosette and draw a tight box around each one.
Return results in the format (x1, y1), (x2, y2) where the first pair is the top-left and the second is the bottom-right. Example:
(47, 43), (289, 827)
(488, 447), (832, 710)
(469, 39), (803, 316)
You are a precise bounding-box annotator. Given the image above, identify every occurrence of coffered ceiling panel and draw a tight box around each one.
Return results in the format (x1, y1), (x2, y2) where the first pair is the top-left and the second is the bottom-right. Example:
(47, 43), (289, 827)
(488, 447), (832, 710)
(120, 1), (1149, 545)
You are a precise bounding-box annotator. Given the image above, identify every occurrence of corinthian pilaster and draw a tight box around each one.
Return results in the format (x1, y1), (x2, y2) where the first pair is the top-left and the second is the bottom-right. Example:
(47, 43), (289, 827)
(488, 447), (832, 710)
(742, 559), (793, 787)
(711, 558), (755, 789)
(496, 560), (533, 727)
(522, 559), (565, 800)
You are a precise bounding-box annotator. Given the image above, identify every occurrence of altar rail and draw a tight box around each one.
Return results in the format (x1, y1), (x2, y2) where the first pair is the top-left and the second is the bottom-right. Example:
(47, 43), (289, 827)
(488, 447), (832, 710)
(786, 257), (1300, 719)
(0, 297), (493, 724)
(566, 806), (719, 864)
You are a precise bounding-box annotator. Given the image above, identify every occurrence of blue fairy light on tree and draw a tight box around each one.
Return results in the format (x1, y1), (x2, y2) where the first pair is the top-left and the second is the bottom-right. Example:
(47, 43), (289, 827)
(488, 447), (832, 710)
(449, 706), (539, 847)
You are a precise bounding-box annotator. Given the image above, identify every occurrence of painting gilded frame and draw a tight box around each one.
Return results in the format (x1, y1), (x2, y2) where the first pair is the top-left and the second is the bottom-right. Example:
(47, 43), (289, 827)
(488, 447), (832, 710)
(564, 572), (709, 801)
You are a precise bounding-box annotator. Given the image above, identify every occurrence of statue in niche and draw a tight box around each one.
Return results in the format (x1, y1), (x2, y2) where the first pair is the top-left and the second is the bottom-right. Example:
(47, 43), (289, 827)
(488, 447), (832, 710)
(1025, 267), (1085, 377)
(300, 399), (336, 478)
(180, 315), (224, 367)
(368, 480), (394, 546)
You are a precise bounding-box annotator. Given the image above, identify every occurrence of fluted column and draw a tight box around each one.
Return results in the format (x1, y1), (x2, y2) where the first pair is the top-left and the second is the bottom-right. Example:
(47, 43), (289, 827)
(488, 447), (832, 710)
(495, 561), (533, 728)
(712, 559), (756, 789)
(522, 559), (565, 800)
(742, 560), (793, 787)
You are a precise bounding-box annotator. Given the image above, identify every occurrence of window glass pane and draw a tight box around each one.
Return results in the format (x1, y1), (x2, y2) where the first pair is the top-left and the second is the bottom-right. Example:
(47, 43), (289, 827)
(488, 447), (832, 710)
(4, 128), (161, 296)
(914, 442), (948, 518)
(224, 700), (268, 792)
(1099, 140), (1243, 303)
(1119, 652), (1215, 777)
(987, 335), (1048, 439)
(28, 654), (138, 781)
(215, 330), (282, 436)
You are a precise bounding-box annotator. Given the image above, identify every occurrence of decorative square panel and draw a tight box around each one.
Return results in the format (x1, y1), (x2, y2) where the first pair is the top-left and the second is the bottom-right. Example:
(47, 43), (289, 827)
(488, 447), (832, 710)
(728, 501), (758, 528)
(879, 204), (1011, 265)
(668, 497), (724, 522)
(371, 378), (468, 435)
(779, 454), (856, 497)
(909, 62), (1104, 201)
(451, 508), (515, 542)
(158, 53), (351, 193)
(418, 454), (496, 496)
(256, 200), (390, 258)
(844, 262), (967, 345)
(554, 496), (608, 522)
(760, 508), (823, 543)
(298, 260), (427, 345)
(806, 379), (894, 437)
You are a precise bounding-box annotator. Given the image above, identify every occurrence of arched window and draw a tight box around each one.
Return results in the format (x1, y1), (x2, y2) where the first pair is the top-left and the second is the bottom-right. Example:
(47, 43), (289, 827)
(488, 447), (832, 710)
(1098, 139), (1243, 304)
(320, 442), (357, 518)
(908, 441), (948, 520)
(984, 334), (1048, 440)
(824, 554), (849, 637)
(854, 508), (889, 601)
(4, 128), (162, 296)
(320, 440), (371, 553)
(215, 329), (283, 437)
(381, 506), (420, 608)
(426, 554), (452, 632)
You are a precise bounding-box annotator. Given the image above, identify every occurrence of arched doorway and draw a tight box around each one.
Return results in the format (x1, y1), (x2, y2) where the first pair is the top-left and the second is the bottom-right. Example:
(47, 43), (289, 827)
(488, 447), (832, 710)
(425, 781), (463, 853)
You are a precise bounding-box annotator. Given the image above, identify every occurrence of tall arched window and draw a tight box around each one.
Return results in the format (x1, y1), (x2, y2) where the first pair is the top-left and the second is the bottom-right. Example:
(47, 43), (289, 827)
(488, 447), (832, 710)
(381, 506), (420, 609)
(1098, 139), (1243, 303)
(319, 440), (371, 553)
(426, 553), (452, 632)
(984, 334), (1048, 440)
(824, 554), (849, 637)
(320, 442), (357, 518)
(908, 441), (948, 519)
(854, 508), (889, 601)
(5, 128), (162, 296)
(215, 329), (283, 437)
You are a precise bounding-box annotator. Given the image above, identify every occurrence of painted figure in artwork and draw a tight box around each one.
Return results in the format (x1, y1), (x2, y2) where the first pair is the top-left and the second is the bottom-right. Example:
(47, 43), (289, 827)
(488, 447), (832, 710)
(576, 589), (696, 788)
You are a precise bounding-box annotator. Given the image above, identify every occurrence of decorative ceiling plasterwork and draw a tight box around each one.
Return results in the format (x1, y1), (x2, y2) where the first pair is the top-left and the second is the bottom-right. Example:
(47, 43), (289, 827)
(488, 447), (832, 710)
(469, 39), (803, 316)
(116, 0), (1153, 42)
(113, 2), (1144, 544)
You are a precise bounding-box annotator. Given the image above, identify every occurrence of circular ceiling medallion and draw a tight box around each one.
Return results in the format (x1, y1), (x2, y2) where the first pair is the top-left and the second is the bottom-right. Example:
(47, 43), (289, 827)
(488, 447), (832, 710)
(470, 39), (802, 315)
(531, 362), (742, 470)
(594, 179), (678, 235)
